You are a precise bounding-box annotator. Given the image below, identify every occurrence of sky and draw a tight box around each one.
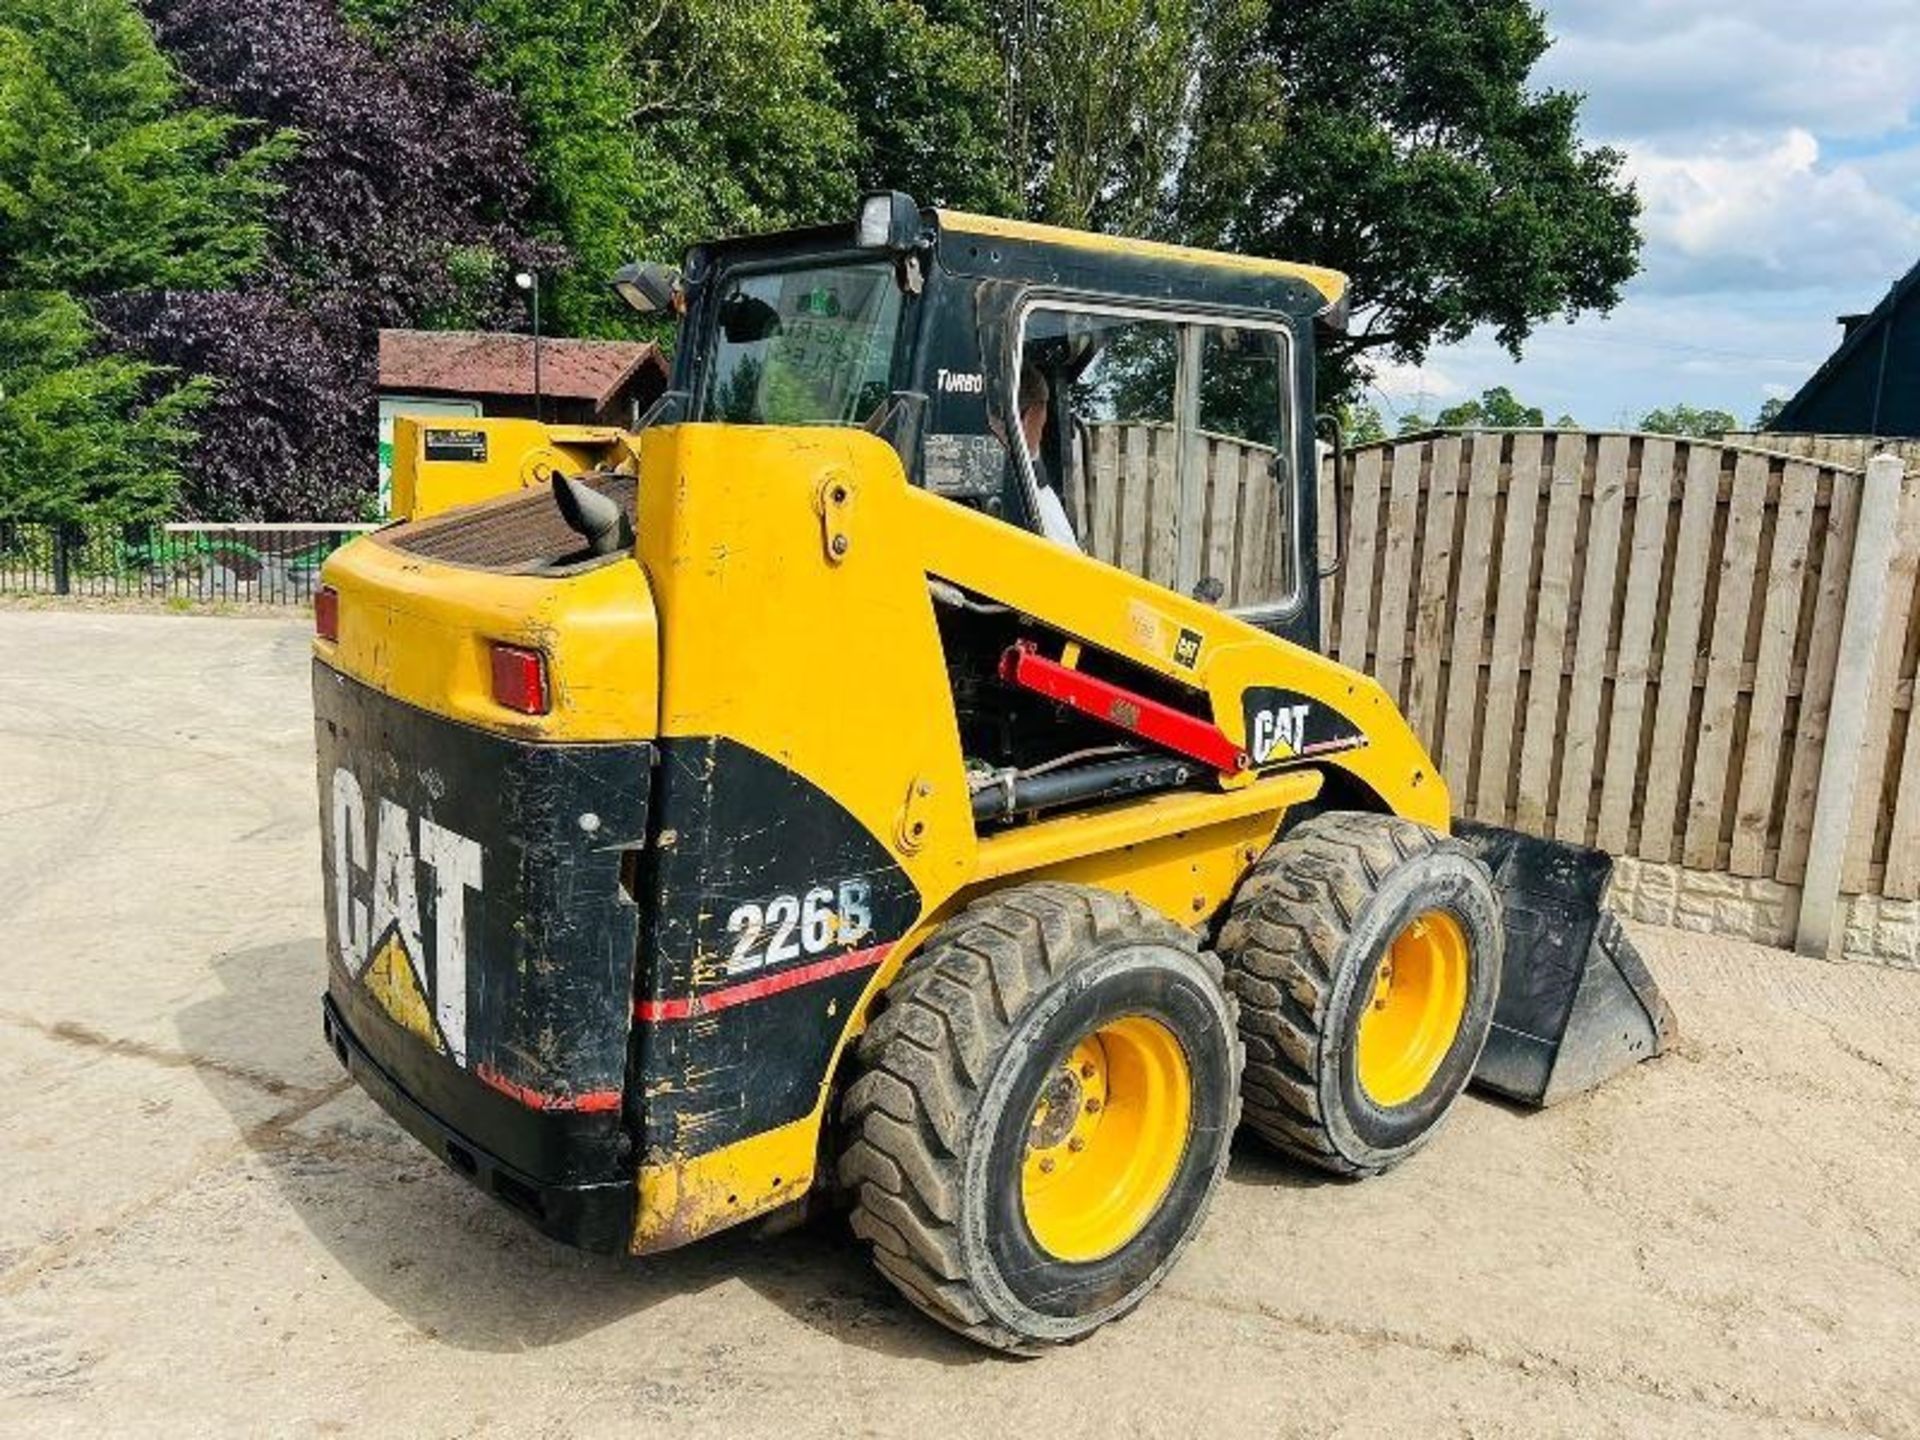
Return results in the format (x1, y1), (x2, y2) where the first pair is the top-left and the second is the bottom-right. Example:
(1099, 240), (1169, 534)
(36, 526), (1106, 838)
(1368, 0), (1920, 431)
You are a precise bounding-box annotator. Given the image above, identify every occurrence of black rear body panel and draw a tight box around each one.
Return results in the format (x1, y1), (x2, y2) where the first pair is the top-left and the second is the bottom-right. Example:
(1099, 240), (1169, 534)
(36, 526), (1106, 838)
(314, 662), (653, 1248)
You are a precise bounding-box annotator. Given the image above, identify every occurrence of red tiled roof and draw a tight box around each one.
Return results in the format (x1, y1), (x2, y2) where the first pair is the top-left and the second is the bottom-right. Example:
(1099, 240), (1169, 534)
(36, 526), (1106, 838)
(378, 329), (667, 408)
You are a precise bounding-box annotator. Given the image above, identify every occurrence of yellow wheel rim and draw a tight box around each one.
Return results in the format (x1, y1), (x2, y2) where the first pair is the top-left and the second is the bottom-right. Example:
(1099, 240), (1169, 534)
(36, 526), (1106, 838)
(1356, 910), (1470, 1108)
(1019, 1016), (1192, 1264)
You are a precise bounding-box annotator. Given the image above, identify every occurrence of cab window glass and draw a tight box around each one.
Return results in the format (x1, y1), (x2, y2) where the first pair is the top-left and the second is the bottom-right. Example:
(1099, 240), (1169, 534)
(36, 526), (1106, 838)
(1058, 316), (1178, 428)
(1012, 311), (1179, 552)
(701, 262), (902, 425)
(1014, 305), (1297, 614)
(1195, 324), (1293, 607)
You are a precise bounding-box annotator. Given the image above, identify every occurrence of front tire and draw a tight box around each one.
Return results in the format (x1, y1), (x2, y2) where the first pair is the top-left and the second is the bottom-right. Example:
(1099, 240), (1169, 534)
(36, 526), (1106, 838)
(1219, 810), (1502, 1177)
(837, 883), (1242, 1352)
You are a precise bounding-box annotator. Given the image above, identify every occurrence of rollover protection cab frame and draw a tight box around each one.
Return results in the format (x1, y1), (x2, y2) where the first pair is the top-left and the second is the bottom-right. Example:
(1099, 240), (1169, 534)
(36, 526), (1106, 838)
(650, 203), (1343, 649)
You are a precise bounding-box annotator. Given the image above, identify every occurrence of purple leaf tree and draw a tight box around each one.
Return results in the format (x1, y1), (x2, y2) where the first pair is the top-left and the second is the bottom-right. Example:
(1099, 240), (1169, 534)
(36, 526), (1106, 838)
(106, 0), (561, 519)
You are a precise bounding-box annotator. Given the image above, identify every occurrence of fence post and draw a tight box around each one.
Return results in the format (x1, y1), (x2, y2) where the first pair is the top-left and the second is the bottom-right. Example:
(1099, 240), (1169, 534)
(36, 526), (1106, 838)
(51, 522), (72, 595)
(1794, 454), (1906, 956)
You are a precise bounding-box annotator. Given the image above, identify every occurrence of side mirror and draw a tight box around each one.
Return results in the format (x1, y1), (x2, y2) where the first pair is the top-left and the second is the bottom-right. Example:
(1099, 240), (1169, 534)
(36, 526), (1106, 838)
(1315, 412), (1346, 581)
(610, 261), (682, 316)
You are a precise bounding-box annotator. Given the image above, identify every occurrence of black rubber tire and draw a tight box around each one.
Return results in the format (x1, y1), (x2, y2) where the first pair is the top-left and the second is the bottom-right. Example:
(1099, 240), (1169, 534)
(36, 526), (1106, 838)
(837, 882), (1242, 1353)
(1218, 810), (1502, 1177)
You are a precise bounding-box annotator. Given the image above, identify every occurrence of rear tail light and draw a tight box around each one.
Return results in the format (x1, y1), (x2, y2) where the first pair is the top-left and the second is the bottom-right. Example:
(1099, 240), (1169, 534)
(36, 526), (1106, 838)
(490, 642), (550, 715)
(314, 586), (340, 642)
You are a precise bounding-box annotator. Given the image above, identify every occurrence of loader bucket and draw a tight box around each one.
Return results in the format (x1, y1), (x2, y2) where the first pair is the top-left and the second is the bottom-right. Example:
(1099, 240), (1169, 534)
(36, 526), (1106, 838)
(1453, 820), (1677, 1107)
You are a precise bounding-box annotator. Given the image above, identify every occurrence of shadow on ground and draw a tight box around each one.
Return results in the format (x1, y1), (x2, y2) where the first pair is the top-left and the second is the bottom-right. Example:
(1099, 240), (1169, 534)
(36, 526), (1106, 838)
(173, 934), (1342, 1365)
(170, 937), (993, 1364)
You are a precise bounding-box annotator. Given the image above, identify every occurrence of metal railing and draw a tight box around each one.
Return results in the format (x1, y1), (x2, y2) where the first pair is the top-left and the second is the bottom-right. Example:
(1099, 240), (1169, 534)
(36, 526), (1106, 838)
(0, 521), (379, 605)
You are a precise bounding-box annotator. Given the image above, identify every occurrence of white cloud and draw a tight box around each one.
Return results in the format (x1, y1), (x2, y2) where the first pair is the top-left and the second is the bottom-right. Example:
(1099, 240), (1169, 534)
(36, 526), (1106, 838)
(1405, 293), (1851, 432)
(1538, 3), (1920, 142)
(1366, 357), (1464, 413)
(1855, 140), (1920, 211)
(1625, 130), (1920, 294)
(1404, 2), (1920, 428)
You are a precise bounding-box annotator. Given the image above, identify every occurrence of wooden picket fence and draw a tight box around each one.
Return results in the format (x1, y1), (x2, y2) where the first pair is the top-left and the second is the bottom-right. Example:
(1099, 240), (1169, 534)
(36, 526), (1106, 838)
(1068, 421), (1291, 611)
(1316, 430), (1920, 903)
(1725, 431), (1920, 472)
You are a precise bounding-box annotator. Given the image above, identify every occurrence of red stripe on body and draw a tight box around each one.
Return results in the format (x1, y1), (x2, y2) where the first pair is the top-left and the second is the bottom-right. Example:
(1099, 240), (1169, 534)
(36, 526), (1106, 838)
(634, 942), (891, 1023)
(473, 1062), (623, 1112)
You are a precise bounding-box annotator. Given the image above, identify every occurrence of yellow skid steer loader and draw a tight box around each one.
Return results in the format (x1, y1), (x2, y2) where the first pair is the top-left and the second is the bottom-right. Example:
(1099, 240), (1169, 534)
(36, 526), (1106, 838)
(314, 194), (1673, 1352)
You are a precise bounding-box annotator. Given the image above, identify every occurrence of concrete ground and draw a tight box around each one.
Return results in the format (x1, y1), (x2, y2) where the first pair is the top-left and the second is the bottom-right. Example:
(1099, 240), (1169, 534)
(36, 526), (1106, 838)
(1, 608), (1917, 1439)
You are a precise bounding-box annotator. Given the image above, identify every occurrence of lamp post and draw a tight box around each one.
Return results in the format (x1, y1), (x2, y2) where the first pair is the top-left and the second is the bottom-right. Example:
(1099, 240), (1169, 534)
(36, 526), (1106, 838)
(515, 270), (543, 422)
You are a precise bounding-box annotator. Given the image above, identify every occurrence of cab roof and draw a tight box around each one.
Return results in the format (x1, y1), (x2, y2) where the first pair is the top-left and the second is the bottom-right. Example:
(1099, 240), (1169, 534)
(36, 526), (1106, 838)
(682, 199), (1351, 320)
(932, 209), (1350, 309)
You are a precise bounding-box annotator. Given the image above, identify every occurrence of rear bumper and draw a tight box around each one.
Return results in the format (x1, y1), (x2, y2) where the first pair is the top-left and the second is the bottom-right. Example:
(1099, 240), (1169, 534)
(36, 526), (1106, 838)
(323, 993), (636, 1253)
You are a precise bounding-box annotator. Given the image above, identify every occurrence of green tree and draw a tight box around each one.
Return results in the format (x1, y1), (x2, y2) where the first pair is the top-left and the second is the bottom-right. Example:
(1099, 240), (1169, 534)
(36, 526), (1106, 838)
(342, 0), (1640, 408)
(1345, 403), (1388, 444)
(1174, 0), (1640, 399)
(0, 1), (287, 293)
(1754, 396), (1786, 430)
(820, 0), (1011, 212)
(996, 0), (1266, 233)
(628, 0), (857, 260)
(1640, 403), (1737, 438)
(0, 0), (288, 519)
(0, 291), (207, 521)
(431, 0), (858, 337)
(1438, 385), (1545, 429)
(429, 0), (647, 337)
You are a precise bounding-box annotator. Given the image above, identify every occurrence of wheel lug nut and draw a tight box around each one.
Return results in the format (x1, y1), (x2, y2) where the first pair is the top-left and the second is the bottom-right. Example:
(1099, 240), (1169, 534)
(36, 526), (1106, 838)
(1067, 1136), (1086, 1153)
(1085, 1097), (1101, 1114)
(1038, 1156), (1056, 1174)
(1080, 1062), (1096, 1079)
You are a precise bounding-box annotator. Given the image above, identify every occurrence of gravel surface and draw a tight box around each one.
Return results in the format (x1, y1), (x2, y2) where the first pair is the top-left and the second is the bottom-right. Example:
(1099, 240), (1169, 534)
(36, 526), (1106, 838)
(2, 610), (1916, 1439)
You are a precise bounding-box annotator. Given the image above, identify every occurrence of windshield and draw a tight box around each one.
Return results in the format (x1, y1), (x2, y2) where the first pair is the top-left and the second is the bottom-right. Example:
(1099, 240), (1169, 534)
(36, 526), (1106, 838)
(699, 261), (904, 425)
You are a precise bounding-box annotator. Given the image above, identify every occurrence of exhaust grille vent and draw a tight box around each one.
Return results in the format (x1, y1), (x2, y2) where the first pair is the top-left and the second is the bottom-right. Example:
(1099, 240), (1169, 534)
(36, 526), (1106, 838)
(382, 474), (638, 572)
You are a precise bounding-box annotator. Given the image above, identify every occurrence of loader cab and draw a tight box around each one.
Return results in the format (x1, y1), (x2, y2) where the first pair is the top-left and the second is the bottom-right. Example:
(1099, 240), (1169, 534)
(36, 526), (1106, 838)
(658, 193), (1348, 652)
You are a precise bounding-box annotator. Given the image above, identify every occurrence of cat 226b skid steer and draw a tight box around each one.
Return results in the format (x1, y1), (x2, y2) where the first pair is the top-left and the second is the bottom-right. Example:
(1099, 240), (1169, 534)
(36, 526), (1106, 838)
(313, 193), (1673, 1352)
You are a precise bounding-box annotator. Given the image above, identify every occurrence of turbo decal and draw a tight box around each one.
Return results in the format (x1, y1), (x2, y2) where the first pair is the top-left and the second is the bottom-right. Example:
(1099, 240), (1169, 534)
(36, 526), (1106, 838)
(937, 367), (985, 394)
(1241, 685), (1368, 766)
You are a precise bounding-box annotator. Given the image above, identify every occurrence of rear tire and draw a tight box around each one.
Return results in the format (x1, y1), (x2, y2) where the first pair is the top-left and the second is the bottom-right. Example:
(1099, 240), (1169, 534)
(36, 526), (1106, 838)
(837, 883), (1241, 1352)
(1218, 811), (1501, 1177)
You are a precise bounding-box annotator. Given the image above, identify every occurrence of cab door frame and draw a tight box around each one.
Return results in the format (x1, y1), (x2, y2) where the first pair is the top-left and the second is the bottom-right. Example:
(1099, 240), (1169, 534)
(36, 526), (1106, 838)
(1003, 290), (1317, 649)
